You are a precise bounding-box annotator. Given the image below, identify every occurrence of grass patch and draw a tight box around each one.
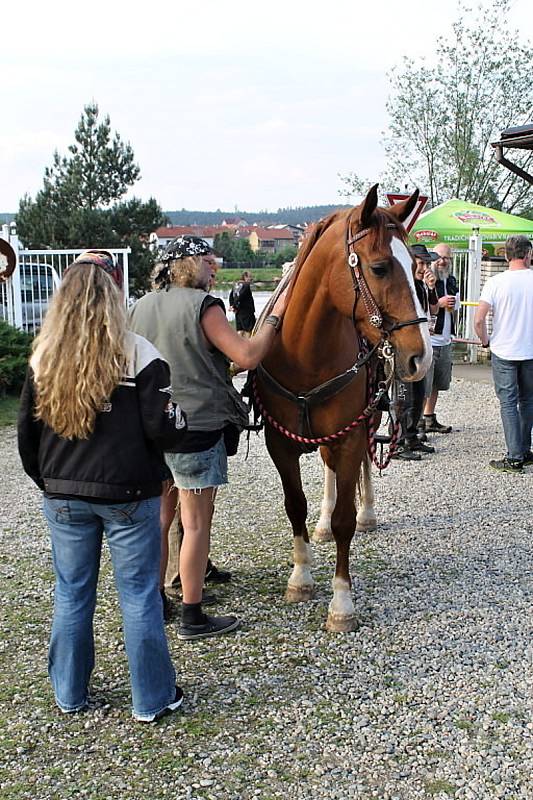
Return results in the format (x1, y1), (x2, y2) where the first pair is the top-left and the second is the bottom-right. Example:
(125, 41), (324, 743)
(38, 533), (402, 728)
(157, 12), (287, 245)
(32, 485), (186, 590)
(0, 394), (19, 426)
(492, 711), (511, 723)
(424, 778), (457, 796)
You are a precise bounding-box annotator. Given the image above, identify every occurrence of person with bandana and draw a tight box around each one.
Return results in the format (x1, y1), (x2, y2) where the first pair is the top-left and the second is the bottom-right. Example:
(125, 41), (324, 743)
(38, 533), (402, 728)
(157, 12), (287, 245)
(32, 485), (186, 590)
(129, 236), (288, 640)
(17, 250), (188, 722)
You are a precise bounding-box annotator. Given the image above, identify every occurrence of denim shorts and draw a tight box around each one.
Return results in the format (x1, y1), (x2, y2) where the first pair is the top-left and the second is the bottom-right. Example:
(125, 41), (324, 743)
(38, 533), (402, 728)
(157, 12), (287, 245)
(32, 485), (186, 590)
(165, 436), (228, 491)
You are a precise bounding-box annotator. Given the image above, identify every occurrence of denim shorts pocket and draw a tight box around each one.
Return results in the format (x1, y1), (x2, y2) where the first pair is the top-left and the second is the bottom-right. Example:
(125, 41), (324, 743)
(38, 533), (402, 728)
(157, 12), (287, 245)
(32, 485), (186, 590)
(174, 449), (212, 478)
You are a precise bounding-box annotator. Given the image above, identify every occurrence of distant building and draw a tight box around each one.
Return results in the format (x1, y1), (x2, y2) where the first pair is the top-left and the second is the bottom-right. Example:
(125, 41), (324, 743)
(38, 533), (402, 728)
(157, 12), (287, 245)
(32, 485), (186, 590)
(238, 226), (295, 253)
(153, 224), (234, 249)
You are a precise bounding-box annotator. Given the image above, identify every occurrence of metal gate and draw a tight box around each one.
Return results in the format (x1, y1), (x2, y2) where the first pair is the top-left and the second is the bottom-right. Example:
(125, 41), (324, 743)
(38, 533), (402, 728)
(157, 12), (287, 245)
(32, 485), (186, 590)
(1, 224), (130, 334)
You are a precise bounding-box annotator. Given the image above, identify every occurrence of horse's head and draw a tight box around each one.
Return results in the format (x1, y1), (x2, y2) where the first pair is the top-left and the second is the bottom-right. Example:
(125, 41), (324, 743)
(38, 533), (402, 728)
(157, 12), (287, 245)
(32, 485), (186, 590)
(325, 185), (432, 382)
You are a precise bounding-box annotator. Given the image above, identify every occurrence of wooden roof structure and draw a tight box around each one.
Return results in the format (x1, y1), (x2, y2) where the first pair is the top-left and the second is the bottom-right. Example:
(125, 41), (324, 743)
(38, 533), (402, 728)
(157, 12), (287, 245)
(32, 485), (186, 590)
(491, 124), (533, 184)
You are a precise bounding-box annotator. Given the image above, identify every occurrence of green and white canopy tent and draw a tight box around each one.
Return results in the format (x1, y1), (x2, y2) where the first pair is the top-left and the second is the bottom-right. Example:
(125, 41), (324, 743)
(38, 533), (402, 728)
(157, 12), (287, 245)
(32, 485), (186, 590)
(409, 199), (533, 256)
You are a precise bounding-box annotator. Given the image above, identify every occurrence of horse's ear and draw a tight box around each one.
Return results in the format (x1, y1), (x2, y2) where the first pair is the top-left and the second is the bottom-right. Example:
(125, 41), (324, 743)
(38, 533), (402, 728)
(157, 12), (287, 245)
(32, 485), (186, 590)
(388, 189), (420, 223)
(359, 183), (379, 228)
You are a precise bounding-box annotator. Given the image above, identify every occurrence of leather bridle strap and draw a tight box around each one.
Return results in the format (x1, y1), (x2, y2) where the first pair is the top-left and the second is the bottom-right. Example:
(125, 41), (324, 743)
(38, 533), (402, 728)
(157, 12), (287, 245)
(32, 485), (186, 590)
(345, 221), (426, 334)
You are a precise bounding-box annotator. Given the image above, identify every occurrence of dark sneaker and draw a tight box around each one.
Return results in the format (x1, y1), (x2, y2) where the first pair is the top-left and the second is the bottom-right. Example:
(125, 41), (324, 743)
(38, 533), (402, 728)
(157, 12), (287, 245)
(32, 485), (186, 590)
(424, 416), (452, 434)
(523, 451), (533, 466)
(133, 686), (184, 723)
(409, 440), (435, 454)
(178, 614), (240, 641)
(391, 446), (421, 462)
(489, 457), (523, 474)
(161, 590), (173, 623)
(205, 564), (232, 584)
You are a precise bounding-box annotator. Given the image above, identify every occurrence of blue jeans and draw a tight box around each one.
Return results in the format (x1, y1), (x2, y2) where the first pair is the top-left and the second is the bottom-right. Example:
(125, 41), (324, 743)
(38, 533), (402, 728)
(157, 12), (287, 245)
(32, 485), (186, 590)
(43, 496), (176, 719)
(491, 354), (533, 460)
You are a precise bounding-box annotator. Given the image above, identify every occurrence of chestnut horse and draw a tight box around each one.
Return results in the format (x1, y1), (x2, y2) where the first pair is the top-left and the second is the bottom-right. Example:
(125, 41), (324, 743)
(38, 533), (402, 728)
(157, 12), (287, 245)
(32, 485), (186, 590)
(255, 185), (431, 632)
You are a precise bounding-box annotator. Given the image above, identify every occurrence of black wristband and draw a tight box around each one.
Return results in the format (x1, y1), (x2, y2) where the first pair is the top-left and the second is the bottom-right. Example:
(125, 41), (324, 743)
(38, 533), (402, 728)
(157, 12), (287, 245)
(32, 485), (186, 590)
(265, 314), (281, 332)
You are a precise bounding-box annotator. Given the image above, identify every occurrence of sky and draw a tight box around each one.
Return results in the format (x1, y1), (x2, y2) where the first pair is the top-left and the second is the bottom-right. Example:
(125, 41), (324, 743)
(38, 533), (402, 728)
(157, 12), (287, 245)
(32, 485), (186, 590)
(1, 0), (531, 213)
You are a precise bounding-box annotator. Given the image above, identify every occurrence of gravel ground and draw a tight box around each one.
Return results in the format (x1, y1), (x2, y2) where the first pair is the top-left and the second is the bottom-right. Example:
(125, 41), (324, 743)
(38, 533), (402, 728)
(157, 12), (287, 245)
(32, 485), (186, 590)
(1, 375), (532, 800)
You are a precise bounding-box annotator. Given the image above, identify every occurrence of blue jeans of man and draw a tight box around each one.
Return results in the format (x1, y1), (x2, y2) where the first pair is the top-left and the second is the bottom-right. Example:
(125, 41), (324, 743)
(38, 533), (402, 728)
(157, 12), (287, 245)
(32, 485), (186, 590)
(491, 354), (533, 460)
(43, 496), (176, 718)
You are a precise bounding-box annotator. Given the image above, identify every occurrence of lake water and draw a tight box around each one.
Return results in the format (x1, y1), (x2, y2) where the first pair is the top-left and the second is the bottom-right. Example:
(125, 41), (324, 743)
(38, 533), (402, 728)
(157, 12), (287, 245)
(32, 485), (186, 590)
(211, 289), (273, 323)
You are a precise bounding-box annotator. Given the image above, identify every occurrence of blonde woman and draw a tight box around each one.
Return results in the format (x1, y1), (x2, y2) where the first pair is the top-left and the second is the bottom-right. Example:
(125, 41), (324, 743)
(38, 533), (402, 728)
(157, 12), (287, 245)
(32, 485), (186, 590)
(129, 236), (287, 640)
(18, 251), (187, 723)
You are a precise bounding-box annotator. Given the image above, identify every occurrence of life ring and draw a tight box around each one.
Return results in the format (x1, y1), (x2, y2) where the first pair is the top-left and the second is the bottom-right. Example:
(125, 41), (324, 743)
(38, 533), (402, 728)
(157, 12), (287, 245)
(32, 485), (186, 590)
(0, 239), (16, 282)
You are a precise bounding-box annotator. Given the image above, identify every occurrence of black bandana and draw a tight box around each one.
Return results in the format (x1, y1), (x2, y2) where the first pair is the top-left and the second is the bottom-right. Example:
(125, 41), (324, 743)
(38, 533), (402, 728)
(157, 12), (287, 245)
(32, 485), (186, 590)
(161, 236), (213, 262)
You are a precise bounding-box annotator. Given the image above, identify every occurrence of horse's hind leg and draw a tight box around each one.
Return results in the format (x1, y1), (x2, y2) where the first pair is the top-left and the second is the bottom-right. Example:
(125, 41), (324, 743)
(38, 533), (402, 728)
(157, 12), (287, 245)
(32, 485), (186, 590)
(313, 454), (335, 543)
(356, 452), (377, 532)
(265, 427), (314, 602)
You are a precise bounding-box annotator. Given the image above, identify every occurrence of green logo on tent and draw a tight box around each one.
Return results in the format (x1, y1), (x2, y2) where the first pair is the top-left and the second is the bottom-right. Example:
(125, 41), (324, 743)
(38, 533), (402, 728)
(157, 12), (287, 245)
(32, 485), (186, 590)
(453, 210), (498, 226)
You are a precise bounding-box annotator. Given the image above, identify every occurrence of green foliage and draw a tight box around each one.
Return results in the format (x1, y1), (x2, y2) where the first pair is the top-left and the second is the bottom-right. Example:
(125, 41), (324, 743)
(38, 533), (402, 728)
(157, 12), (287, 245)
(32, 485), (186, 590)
(16, 103), (164, 295)
(213, 233), (257, 267)
(341, 0), (533, 213)
(271, 245), (297, 267)
(166, 205), (349, 226)
(0, 320), (32, 396)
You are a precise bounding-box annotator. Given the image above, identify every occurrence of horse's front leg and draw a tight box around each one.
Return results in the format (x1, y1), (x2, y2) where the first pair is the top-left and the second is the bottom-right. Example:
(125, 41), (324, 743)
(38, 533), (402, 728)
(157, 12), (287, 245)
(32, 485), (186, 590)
(356, 452), (377, 532)
(326, 445), (363, 633)
(265, 427), (315, 602)
(313, 453), (335, 542)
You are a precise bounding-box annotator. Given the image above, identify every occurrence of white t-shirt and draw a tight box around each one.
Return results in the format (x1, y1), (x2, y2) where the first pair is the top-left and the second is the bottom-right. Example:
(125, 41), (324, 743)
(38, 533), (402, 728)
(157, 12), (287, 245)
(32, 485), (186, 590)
(480, 269), (533, 360)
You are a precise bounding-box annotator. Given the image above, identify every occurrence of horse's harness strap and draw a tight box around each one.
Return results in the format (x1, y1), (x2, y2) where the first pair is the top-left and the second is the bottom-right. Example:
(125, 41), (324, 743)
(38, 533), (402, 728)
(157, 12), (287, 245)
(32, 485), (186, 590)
(256, 342), (380, 437)
(345, 221), (427, 334)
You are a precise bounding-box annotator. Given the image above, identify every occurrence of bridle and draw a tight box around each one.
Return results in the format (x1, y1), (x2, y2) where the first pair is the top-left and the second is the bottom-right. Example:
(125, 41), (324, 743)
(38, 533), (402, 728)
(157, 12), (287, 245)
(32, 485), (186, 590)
(346, 220), (428, 337)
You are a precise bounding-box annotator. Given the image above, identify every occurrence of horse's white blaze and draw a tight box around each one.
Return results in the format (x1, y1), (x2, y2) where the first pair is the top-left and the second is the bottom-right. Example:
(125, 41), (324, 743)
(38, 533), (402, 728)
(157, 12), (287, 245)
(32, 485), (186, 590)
(328, 576), (355, 618)
(315, 462), (336, 535)
(391, 236), (432, 377)
(288, 536), (314, 589)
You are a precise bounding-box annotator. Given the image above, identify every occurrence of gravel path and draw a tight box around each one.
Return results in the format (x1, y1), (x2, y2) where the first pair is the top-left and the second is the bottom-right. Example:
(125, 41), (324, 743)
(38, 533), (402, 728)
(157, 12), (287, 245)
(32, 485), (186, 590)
(1, 375), (532, 800)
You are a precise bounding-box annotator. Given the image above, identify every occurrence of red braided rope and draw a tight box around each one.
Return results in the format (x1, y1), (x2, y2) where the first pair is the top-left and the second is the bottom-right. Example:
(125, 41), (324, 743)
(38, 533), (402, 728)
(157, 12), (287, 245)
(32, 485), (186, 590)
(252, 374), (371, 445)
(253, 370), (399, 471)
(367, 415), (401, 470)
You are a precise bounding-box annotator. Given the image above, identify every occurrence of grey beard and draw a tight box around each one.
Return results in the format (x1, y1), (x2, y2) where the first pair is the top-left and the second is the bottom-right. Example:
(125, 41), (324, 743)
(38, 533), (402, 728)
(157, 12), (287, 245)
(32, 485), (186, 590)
(435, 266), (449, 281)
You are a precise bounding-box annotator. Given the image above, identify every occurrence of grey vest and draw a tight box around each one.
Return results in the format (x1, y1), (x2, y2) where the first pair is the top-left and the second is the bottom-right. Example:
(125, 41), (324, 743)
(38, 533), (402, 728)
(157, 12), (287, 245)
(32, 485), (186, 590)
(129, 287), (248, 431)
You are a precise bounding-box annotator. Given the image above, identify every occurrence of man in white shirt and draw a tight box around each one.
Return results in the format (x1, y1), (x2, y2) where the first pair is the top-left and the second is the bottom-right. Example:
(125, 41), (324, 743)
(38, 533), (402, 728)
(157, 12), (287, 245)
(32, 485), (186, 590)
(475, 235), (533, 473)
(421, 243), (460, 434)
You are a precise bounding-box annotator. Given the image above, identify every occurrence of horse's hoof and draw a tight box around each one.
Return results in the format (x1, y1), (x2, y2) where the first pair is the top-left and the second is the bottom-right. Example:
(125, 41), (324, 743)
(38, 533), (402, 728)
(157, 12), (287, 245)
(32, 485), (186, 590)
(285, 584), (315, 603)
(312, 527), (334, 543)
(355, 520), (377, 533)
(325, 612), (359, 633)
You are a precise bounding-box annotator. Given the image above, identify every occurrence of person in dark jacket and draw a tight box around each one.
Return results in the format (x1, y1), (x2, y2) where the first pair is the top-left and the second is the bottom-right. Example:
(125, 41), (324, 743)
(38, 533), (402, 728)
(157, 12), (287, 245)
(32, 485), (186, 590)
(18, 251), (187, 723)
(392, 245), (439, 461)
(229, 271), (256, 336)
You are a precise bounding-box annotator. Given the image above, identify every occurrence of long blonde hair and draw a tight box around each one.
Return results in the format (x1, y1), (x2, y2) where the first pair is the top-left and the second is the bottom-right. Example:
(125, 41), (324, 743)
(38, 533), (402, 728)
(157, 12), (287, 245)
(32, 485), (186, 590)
(32, 263), (127, 440)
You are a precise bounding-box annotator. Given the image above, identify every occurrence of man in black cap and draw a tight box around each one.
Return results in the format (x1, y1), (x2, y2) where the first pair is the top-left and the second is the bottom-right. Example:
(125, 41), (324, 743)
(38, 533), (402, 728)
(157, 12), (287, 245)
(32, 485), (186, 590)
(393, 244), (440, 461)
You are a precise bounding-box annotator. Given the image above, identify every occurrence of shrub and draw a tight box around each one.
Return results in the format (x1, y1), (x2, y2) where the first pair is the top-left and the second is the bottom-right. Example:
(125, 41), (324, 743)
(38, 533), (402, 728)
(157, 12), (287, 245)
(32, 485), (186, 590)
(0, 320), (32, 395)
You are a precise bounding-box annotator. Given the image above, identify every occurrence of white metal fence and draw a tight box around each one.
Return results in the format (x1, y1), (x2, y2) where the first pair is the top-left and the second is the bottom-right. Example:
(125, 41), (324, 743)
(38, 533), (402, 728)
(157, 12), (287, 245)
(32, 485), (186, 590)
(0, 224), (130, 334)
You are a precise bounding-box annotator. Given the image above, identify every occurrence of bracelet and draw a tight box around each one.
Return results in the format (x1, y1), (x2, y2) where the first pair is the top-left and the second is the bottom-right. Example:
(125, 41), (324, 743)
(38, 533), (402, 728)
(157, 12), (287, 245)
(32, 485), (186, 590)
(265, 314), (282, 332)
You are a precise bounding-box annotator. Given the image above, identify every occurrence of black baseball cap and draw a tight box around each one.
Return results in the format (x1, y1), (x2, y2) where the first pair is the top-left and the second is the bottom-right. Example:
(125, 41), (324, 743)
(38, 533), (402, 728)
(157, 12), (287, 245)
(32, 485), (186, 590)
(410, 244), (439, 262)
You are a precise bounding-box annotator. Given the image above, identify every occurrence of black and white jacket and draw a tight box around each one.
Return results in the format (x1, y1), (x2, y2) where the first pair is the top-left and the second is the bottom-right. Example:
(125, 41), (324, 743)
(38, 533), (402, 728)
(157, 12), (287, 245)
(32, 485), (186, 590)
(18, 332), (187, 502)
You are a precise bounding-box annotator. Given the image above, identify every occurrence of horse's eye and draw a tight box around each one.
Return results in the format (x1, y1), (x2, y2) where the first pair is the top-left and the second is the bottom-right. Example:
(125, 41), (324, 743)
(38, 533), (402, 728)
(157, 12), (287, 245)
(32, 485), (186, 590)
(370, 263), (388, 278)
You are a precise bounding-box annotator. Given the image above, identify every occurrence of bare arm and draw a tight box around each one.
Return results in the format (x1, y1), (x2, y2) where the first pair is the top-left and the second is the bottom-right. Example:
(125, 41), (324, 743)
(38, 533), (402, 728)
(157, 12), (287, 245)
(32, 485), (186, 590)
(474, 300), (490, 346)
(201, 288), (288, 370)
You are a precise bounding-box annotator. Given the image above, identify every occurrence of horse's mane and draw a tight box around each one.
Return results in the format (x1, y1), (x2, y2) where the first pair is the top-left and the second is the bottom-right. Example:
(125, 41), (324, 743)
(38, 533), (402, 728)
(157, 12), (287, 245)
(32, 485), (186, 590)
(286, 205), (407, 303)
